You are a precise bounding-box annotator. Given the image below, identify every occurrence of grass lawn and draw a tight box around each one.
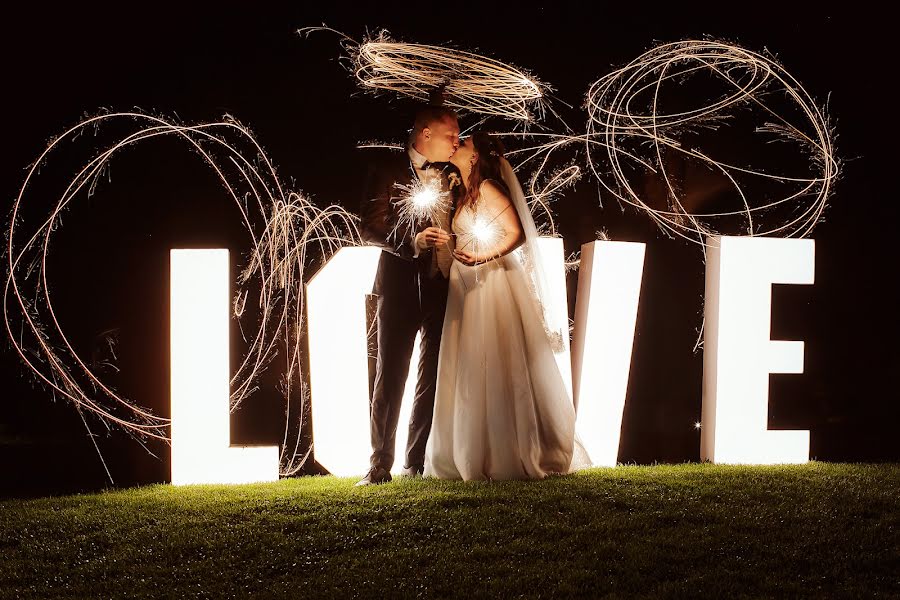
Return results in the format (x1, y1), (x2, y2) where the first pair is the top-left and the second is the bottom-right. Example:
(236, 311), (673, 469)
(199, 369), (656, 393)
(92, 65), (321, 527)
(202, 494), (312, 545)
(1, 463), (898, 598)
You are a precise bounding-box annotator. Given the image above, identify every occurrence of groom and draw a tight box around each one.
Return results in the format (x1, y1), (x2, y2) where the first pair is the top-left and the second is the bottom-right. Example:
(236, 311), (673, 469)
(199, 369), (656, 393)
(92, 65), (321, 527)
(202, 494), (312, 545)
(356, 103), (461, 486)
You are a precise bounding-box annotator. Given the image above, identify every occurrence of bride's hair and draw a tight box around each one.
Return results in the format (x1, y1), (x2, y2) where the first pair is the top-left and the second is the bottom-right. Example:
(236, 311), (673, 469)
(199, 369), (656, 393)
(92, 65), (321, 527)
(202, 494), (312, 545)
(462, 131), (509, 208)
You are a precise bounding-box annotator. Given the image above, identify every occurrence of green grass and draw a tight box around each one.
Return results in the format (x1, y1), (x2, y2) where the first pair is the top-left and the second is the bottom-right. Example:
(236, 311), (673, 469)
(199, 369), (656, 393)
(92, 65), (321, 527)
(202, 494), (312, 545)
(1, 463), (898, 598)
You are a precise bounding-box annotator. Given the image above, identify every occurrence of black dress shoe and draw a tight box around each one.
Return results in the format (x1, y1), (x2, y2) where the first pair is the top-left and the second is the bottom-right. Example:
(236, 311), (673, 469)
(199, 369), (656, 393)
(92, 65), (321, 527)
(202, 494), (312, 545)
(355, 466), (392, 486)
(400, 465), (424, 477)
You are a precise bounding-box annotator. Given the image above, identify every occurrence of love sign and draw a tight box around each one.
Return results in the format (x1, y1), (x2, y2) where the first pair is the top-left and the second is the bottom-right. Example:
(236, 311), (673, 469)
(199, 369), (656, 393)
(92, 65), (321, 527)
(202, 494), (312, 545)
(169, 236), (814, 484)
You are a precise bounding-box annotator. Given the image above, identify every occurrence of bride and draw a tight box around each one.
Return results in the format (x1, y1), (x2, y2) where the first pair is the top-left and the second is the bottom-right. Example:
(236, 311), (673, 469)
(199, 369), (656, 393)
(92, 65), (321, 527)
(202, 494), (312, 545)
(424, 132), (589, 480)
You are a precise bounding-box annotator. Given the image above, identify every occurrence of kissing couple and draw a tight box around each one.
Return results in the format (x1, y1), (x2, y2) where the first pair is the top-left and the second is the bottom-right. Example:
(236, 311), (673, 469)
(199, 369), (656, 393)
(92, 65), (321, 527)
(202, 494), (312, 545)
(357, 101), (590, 485)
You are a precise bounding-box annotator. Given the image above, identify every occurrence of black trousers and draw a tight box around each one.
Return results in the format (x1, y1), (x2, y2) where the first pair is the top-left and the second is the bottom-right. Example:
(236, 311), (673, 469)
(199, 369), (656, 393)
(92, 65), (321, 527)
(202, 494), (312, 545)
(369, 253), (449, 471)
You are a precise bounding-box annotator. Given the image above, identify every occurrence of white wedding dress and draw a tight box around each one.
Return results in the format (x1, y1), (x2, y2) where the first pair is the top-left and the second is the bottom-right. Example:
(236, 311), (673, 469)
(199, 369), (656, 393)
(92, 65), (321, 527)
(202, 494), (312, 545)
(424, 166), (590, 480)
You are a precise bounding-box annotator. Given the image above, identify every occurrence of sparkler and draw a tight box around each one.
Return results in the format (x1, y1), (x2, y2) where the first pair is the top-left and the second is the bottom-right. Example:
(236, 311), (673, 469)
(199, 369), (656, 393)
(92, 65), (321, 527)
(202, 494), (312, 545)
(470, 214), (504, 249)
(4, 111), (359, 476)
(393, 177), (451, 233)
(455, 207), (507, 262)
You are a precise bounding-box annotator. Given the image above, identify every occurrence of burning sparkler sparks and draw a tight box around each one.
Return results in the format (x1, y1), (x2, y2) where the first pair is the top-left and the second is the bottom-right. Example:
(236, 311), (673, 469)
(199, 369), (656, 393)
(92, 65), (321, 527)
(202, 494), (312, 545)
(455, 206), (507, 261)
(470, 214), (504, 249)
(393, 177), (452, 234)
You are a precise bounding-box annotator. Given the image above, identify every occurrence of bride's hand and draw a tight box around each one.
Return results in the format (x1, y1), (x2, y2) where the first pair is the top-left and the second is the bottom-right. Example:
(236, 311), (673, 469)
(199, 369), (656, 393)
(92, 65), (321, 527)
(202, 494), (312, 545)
(453, 249), (481, 266)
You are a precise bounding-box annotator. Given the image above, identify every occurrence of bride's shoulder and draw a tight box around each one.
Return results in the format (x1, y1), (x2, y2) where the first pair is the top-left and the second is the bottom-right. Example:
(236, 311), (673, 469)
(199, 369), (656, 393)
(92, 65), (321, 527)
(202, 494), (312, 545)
(479, 179), (512, 206)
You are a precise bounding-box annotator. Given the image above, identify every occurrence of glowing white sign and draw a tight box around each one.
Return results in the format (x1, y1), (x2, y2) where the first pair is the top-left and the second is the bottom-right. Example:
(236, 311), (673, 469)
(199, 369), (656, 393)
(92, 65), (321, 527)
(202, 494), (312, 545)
(170, 249), (279, 485)
(701, 236), (814, 465)
(571, 241), (646, 467)
(306, 245), (421, 477)
(306, 247), (382, 477)
(536, 237), (574, 402)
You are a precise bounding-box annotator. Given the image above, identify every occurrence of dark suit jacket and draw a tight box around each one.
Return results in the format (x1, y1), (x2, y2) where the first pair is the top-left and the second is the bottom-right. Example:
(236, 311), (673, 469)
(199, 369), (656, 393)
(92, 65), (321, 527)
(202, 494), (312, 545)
(361, 149), (420, 259)
(360, 148), (460, 297)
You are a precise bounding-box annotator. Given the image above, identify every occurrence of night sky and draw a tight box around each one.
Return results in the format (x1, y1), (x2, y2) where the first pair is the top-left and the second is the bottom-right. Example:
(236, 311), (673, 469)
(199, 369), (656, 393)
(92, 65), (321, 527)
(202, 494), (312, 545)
(2, 3), (897, 496)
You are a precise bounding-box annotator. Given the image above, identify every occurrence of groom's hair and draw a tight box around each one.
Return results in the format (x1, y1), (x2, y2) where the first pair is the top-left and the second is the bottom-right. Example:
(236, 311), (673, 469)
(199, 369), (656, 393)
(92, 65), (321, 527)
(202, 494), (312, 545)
(411, 105), (458, 138)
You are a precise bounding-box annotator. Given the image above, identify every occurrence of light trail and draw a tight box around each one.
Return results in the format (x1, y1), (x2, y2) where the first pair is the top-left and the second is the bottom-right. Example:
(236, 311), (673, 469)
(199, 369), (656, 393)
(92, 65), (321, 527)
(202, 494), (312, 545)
(4, 112), (359, 476)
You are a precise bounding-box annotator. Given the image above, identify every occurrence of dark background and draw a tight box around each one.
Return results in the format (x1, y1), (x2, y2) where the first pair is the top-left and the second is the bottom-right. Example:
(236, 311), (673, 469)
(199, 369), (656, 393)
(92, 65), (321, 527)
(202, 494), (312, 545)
(2, 3), (897, 497)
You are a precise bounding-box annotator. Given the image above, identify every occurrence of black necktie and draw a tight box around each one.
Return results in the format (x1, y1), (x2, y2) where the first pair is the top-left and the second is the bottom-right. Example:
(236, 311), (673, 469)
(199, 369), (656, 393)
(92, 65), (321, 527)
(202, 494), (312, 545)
(420, 160), (433, 171)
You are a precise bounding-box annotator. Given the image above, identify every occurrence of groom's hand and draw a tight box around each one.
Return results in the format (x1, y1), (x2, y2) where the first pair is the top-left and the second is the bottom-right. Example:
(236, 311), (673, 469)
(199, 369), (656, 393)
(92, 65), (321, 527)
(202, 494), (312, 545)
(415, 227), (451, 251)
